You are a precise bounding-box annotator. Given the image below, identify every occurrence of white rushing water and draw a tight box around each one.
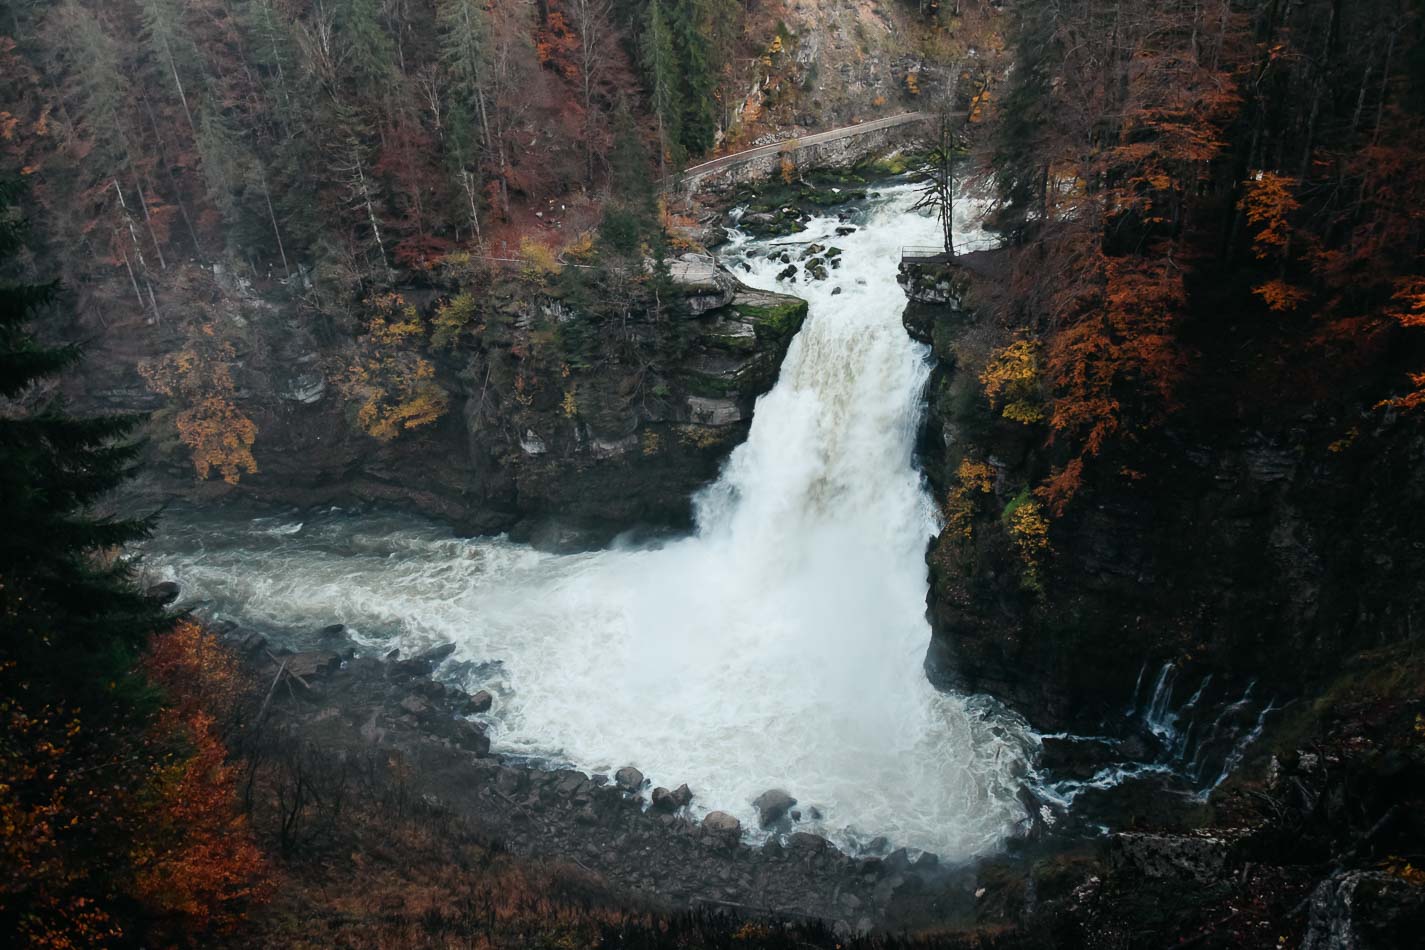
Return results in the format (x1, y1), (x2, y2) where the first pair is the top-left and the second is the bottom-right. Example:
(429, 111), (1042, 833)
(146, 185), (1036, 859)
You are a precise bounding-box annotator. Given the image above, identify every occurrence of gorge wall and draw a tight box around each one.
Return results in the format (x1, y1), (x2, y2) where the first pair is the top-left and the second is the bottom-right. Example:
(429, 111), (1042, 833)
(84, 256), (805, 550)
(900, 257), (1425, 735)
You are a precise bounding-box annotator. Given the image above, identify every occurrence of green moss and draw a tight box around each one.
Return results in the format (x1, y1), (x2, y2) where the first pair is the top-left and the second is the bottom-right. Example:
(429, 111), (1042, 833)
(736, 299), (808, 341)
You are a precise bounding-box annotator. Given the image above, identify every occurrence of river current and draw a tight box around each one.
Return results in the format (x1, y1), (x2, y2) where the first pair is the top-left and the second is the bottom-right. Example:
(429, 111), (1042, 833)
(144, 185), (1038, 860)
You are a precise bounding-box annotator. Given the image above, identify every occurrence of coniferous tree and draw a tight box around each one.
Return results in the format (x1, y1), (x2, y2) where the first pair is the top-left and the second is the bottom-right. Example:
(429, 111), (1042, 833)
(0, 181), (167, 702)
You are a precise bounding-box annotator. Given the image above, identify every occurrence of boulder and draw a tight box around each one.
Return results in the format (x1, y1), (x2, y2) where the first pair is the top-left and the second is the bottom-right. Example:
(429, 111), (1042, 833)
(614, 766), (644, 791)
(284, 651), (343, 681)
(467, 689), (493, 714)
(146, 581), (181, 605)
(1108, 832), (1233, 884)
(753, 788), (797, 827)
(1303, 870), (1425, 950)
(777, 264), (798, 282)
(703, 811), (741, 836)
(787, 832), (828, 854)
(652, 783), (693, 811)
(390, 642), (457, 678)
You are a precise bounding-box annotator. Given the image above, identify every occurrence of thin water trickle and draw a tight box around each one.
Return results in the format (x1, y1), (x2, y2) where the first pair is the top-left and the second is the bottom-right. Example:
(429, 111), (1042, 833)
(144, 186), (1036, 859)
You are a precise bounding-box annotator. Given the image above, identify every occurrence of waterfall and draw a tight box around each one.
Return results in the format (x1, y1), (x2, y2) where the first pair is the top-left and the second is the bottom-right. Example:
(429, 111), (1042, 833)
(144, 186), (1035, 859)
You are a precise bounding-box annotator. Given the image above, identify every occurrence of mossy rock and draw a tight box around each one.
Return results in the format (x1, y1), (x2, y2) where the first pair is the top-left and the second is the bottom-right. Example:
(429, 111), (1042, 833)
(735, 298), (809, 342)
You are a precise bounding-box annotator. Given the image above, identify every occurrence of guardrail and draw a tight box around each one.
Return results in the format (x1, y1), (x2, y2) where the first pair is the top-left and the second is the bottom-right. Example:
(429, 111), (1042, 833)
(900, 245), (955, 264)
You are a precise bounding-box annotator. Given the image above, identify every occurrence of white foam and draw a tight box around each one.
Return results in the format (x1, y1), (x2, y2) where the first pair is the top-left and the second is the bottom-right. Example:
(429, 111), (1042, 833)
(148, 186), (1033, 859)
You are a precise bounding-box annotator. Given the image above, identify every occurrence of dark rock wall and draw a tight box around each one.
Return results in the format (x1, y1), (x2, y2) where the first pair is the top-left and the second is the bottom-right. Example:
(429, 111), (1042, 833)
(82, 260), (806, 550)
(902, 258), (1425, 734)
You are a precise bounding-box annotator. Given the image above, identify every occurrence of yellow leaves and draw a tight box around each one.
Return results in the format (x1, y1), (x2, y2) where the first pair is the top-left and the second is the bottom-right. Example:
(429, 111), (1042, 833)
(1243, 172), (1300, 258)
(968, 88), (991, 124)
(176, 397), (257, 485)
(1253, 278), (1310, 312)
(138, 325), (259, 485)
(1005, 495), (1052, 592)
(981, 339), (1045, 424)
(430, 292), (480, 349)
(518, 237), (561, 280)
(905, 71), (922, 96)
(943, 459), (996, 542)
(560, 390), (578, 418)
(337, 294), (450, 442)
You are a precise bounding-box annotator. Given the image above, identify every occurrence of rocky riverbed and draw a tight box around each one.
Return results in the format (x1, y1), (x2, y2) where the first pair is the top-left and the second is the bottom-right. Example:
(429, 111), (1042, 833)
(225, 617), (992, 936)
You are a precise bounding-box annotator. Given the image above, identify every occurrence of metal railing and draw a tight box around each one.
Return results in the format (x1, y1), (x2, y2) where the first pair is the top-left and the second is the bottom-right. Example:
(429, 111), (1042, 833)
(900, 245), (956, 264)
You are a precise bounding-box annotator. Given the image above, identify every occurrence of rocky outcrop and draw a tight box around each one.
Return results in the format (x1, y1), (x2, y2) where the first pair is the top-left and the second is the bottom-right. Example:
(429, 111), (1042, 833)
(98, 259), (806, 551)
(900, 256), (1425, 735)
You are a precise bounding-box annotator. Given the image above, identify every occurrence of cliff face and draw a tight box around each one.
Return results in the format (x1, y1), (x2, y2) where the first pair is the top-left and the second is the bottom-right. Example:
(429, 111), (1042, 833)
(82, 256), (805, 550)
(901, 257), (1425, 735)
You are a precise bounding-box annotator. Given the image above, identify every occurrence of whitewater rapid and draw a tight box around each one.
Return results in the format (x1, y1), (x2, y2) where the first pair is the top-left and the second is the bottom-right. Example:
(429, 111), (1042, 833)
(145, 185), (1036, 859)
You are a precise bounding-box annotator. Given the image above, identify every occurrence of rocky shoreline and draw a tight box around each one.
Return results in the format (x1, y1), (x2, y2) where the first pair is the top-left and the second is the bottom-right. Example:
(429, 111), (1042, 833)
(218, 615), (990, 937)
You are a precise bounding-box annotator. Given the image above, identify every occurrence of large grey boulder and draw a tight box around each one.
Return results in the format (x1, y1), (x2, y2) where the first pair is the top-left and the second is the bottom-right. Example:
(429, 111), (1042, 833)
(614, 766), (645, 791)
(753, 788), (797, 827)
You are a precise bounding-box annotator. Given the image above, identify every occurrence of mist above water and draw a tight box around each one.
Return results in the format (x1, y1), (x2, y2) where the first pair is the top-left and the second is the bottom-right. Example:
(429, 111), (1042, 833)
(147, 185), (1036, 859)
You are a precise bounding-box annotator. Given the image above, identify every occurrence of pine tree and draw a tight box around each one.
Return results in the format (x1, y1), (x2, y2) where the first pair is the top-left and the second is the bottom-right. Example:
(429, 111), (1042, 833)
(639, 0), (683, 174)
(0, 181), (168, 701)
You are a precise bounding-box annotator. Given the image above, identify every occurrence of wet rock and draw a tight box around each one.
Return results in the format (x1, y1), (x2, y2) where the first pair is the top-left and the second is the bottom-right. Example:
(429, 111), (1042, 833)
(703, 811), (741, 836)
(1108, 832), (1233, 884)
(284, 651), (343, 681)
(466, 689), (493, 714)
(831, 286), (843, 295)
(390, 643), (457, 678)
(651, 783), (693, 811)
(399, 693), (432, 718)
(836, 226), (857, 236)
(237, 632), (269, 656)
(1303, 870), (1425, 950)
(146, 581), (181, 605)
(318, 623), (348, 641)
(615, 766), (645, 791)
(753, 788), (797, 827)
(787, 832), (828, 854)
(777, 264), (798, 282)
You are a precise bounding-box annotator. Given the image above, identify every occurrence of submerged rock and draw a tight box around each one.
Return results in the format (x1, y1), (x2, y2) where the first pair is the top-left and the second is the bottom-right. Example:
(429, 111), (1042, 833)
(753, 788), (797, 827)
(146, 580), (181, 605)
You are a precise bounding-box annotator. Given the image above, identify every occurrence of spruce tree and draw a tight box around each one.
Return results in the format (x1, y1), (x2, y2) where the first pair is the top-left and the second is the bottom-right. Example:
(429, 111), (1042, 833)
(0, 182), (168, 703)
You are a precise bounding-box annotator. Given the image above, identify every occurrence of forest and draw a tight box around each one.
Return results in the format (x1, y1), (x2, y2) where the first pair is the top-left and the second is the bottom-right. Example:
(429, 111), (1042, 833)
(3, 0), (1425, 947)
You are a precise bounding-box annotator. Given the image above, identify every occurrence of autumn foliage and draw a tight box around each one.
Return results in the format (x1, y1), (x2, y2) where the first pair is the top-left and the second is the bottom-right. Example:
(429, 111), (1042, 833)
(982, 0), (1425, 515)
(133, 621), (273, 939)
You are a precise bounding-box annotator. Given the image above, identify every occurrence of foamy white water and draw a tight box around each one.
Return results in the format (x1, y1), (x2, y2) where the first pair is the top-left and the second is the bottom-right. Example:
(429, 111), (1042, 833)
(146, 185), (1035, 859)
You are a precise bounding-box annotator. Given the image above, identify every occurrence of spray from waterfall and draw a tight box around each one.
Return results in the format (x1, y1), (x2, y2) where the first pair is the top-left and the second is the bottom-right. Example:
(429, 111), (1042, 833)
(143, 185), (1035, 859)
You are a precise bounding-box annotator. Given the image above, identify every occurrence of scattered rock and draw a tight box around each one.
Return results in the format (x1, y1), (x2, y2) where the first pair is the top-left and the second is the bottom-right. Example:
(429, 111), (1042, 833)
(615, 766), (645, 791)
(283, 651), (343, 681)
(836, 226), (857, 236)
(1303, 870), (1425, 949)
(703, 811), (741, 836)
(831, 286), (843, 295)
(399, 693), (433, 718)
(753, 788), (797, 827)
(787, 832), (828, 854)
(390, 642), (457, 678)
(1109, 832), (1233, 884)
(777, 264), (798, 282)
(650, 785), (692, 811)
(146, 581), (181, 605)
